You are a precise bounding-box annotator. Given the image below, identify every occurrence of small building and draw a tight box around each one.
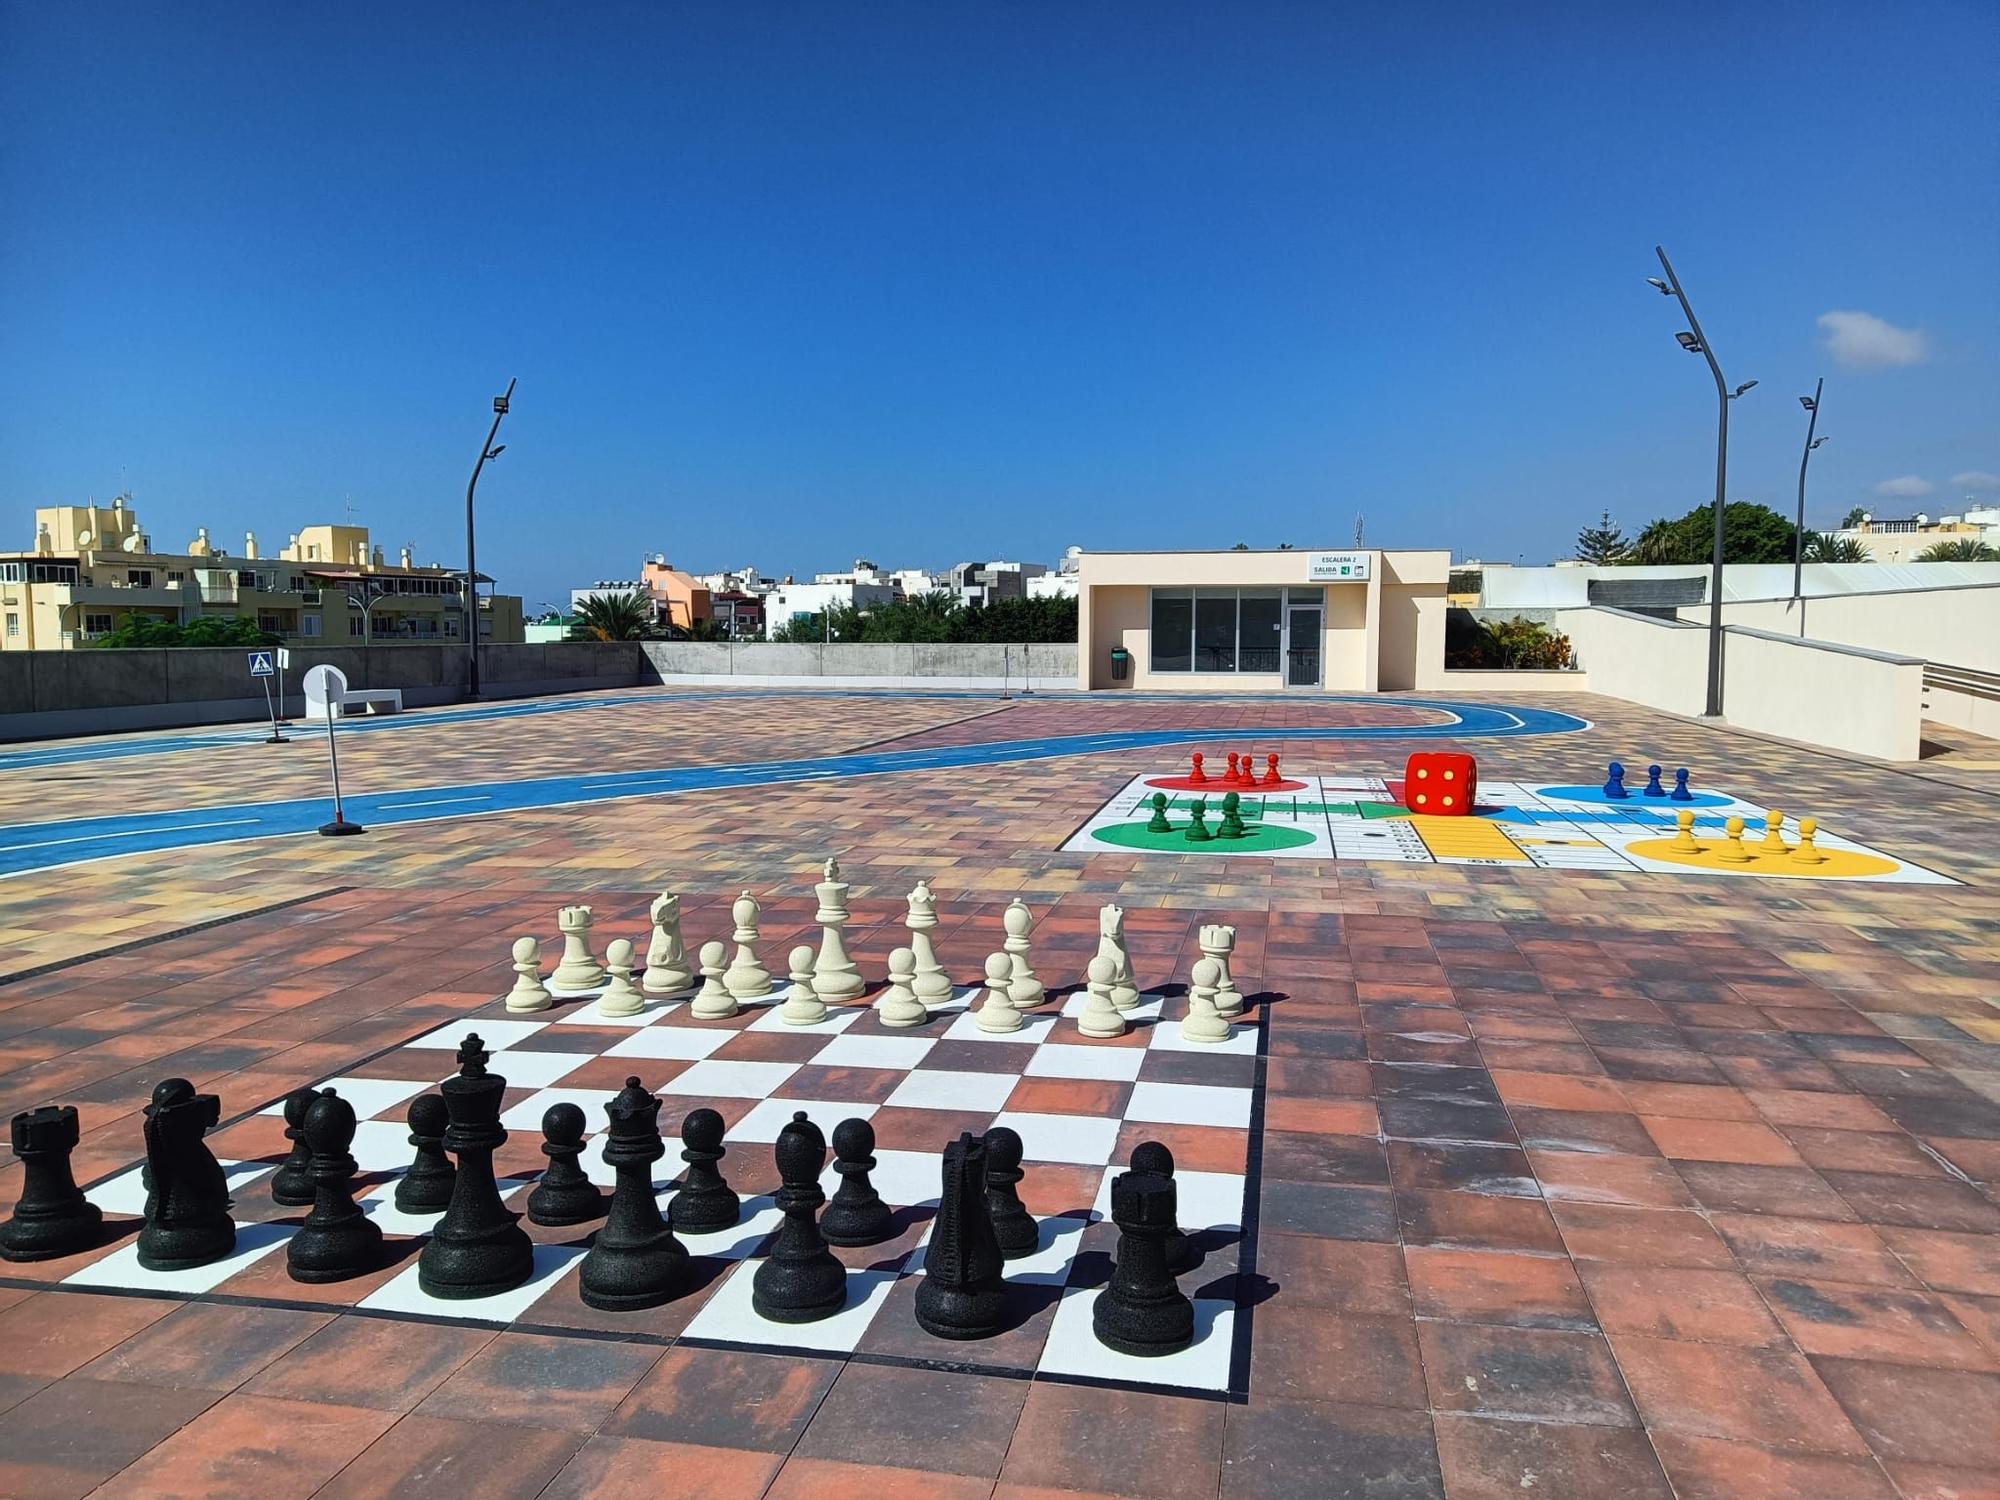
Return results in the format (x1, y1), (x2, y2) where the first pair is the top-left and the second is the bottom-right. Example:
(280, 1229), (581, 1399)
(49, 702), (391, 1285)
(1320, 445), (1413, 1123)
(763, 580), (897, 636)
(1832, 508), (2000, 563)
(951, 559), (1047, 608)
(639, 558), (713, 633)
(710, 589), (765, 639)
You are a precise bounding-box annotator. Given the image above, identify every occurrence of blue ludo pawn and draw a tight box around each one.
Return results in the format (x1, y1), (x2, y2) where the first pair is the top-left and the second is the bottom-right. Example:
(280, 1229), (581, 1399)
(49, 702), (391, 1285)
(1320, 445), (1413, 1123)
(1670, 768), (1693, 802)
(1642, 765), (1666, 798)
(1602, 762), (1628, 799)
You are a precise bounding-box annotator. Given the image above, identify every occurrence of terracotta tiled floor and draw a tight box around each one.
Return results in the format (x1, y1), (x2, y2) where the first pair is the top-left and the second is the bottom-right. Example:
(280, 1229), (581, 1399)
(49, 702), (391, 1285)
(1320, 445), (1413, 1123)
(0, 686), (1996, 1498)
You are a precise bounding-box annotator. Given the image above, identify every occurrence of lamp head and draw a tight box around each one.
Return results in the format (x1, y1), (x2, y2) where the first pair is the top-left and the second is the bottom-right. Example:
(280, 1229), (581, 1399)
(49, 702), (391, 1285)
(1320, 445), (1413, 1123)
(487, 444), (506, 460)
(1799, 395), (1817, 411)
(1732, 380), (1758, 397)
(1675, 331), (1703, 353)
(1646, 277), (1672, 295)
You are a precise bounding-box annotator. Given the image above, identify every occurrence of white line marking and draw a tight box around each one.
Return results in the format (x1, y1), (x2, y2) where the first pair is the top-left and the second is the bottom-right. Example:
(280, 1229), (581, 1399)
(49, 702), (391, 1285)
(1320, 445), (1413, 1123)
(377, 795), (491, 811)
(1, 816), (262, 852)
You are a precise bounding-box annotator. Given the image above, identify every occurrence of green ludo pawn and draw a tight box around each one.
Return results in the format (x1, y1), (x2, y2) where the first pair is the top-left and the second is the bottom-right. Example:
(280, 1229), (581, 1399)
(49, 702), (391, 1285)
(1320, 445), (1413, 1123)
(1146, 792), (1172, 834)
(1218, 791), (1248, 839)
(1183, 797), (1212, 842)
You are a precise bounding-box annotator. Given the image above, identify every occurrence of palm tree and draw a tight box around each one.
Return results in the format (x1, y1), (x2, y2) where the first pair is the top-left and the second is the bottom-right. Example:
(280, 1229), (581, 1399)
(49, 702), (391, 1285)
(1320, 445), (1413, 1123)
(1802, 532), (1871, 563)
(568, 590), (655, 641)
(1914, 538), (2000, 563)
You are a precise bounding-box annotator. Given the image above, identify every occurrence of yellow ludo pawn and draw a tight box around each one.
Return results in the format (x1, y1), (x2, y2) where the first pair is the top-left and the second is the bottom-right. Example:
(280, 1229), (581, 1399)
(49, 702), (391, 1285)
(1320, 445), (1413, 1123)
(1717, 816), (1754, 863)
(1760, 810), (1791, 854)
(1791, 817), (1826, 866)
(1669, 809), (1701, 853)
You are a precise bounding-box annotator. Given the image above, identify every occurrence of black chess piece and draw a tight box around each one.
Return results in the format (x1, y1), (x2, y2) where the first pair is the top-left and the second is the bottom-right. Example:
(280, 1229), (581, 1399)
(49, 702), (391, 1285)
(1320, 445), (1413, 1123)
(395, 1093), (455, 1214)
(1092, 1168), (1194, 1357)
(578, 1078), (688, 1311)
(286, 1089), (384, 1283)
(982, 1125), (1037, 1260)
(269, 1088), (317, 1207)
(667, 1107), (739, 1234)
(526, 1103), (606, 1227)
(820, 1117), (893, 1247)
(1130, 1139), (1199, 1274)
(915, 1132), (1009, 1340)
(0, 1105), (103, 1262)
(136, 1078), (236, 1272)
(751, 1112), (847, 1323)
(417, 1036), (535, 1300)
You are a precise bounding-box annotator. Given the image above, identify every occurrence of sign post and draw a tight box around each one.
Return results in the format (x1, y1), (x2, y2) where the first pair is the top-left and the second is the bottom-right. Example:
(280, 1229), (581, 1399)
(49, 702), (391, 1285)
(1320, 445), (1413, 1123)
(247, 651), (289, 744)
(275, 647), (292, 724)
(301, 665), (365, 837)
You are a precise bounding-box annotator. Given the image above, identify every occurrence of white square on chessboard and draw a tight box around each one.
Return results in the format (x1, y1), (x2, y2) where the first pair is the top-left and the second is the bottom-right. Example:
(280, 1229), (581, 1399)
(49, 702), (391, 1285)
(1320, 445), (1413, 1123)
(352, 1118), (423, 1175)
(660, 1059), (801, 1099)
(64, 1219), (294, 1297)
(989, 1110), (1123, 1166)
(651, 1192), (783, 1260)
(745, 1004), (863, 1035)
(1146, 1018), (1258, 1056)
(817, 1147), (941, 1209)
(406, 1018), (550, 1051)
(485, 1050), (599, 1089)
(907, 1208), (1097, 1286)
(257, 1076), (431, 1121)
(884, 1069), (1022, 1113)
(680, 1260), (897, 1354)
(942, 1010), (1057, 1046)
(89, 1159), (274, 1218)
(1090, 1167), (1247, 1233)
(551, 997), (682, 1029)
(1127, 1081), (1252, 1130)
(604, 1025), (736, 1061)
(501, 1086), (611, 1133)
(924, 985), (979, 1015)
(734, 1097), (881, 1144)
(361, 1243), (585, 1324)
(1060, 992), (1165, 1025)
(1038, 1288), (1236, 1394)
(811, 1033), (937, 1072)
(1026, 1045), (1147, 1082)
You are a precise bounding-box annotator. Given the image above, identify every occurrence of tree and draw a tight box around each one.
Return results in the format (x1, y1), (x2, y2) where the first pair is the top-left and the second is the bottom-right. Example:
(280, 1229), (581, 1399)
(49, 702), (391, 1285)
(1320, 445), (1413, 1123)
(568, 590), (655, 642)
(1841, 506), (1868, 528)
(1802, 532), (1870, 563)
(1914, 538), (2000, 562)
(1574, 511), (1627, 564)
(1623, 502), (1799, 566)
(1231, 542), (1249, 551)
(92, 615), (278, 649)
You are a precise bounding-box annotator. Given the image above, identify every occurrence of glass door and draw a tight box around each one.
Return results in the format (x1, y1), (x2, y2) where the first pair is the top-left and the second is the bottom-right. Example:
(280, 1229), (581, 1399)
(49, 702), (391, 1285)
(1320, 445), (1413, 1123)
(1285, 606), (1322, 687)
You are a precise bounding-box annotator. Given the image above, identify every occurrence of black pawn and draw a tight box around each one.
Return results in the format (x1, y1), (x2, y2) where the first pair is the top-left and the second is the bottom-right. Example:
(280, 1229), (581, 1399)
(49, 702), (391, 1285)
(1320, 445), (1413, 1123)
(668, 1107), (739, 1234)
(395, 1093), (455, 1214)
(751, 1112), (847, 1323)
(417, 1035), (535, 1300)
(286, 1089), (383, 1283)
(982, 1125), (1037, 1260)
(269, 1088), (317, 1207)
(578, 1078), (688, 1311)
(820, 1117), (893, 1247)
(915, 1131), (1009, 1340)
(527, 1103), (606, 1227)
(1130, 1139), (1199, 1274)
(136, 1078), (235, 1272)
(1, 1105), (103, 1262)
(1092, 1168), (1194, 1357)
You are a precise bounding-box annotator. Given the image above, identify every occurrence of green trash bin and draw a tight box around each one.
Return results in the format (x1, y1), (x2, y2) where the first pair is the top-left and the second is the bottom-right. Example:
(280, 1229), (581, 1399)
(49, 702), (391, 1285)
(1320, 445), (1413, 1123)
(1109, 647), (1132, 683)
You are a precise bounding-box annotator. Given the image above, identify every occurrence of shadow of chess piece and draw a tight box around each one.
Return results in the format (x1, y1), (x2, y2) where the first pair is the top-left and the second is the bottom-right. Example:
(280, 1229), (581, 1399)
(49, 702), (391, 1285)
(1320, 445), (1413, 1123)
(269, 1088), (317, 1207)
(751, 1113), (847, 1323)
(1131, 1140), (1200, 1274)
(395, 1093), (455, 1214)
(417, 1036), (535, 1300)
(287, 1089), (384, 1283)
(1092, 1167), (1194, 1356)
(578, 1078), (688, 1311)
(1, 1105), (103, 1262)
(915, 1132), (1009, 1340)
(820, 1117), (893, 1247)
(668, 1107), (739, 1233)
(136, 1078), (235, 1272)
(983, 1125), (1038, 1260)
(526, 1102), (606, 1227)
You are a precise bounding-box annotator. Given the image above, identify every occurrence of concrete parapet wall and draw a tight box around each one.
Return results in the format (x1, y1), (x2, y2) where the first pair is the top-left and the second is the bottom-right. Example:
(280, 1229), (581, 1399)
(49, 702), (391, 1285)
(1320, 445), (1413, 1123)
(638, 641), (1076, 688)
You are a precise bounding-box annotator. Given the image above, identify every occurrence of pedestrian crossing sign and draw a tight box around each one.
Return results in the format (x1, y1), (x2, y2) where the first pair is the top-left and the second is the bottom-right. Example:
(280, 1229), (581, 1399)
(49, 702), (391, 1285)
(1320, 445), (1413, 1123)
(247, 650), (276, 677)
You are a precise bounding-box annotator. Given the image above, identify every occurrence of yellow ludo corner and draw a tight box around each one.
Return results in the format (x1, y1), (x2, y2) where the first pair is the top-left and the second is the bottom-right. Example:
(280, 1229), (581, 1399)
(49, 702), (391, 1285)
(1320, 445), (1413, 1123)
(1628, 809), (1900, 879)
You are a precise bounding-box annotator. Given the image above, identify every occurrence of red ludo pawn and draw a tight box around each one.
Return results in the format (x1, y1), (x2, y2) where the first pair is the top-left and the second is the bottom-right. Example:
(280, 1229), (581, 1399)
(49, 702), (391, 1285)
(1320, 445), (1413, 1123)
(1224, 753), (1240, 785)
(1404, 752), (1477, 816)
(1238, 748), (1255, 786)
(1260, 754), (1282, 787)
(1188, 752), (1208, 785)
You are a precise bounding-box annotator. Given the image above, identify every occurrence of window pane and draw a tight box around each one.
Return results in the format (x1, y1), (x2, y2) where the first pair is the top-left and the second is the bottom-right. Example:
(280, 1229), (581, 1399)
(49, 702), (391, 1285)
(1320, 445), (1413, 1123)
(1150, 591), (1192, 672)
(1239, 592), (1283, 672)
(1194, 592), (1237, 671)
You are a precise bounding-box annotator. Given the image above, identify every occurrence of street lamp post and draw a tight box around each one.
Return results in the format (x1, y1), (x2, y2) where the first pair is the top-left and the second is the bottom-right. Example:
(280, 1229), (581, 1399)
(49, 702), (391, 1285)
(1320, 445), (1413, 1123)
(1794, 380), (1828, 633)
(464, 378), (516, 700)
(1647, 248), (1754, 719)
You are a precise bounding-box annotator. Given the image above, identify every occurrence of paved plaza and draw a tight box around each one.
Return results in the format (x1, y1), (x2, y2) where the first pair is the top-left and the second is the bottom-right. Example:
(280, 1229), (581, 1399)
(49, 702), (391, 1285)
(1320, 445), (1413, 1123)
(1, 686), (1997, 1499)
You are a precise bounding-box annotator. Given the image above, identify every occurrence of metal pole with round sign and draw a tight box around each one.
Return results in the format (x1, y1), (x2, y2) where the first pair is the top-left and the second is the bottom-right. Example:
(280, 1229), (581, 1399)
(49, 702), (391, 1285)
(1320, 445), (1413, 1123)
(301, 664), (365, 836)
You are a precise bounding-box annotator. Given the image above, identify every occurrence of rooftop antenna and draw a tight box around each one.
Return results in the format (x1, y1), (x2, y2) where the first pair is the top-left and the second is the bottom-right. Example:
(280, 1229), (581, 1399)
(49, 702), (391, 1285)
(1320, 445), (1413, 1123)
(1353, 513), (1365, 548)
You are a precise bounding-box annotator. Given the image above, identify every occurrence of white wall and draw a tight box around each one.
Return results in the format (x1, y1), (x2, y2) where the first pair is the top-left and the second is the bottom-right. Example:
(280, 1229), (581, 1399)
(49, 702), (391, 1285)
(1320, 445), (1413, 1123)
(1488, 561), (2000, 610)
(1674, 583), (2000, 674)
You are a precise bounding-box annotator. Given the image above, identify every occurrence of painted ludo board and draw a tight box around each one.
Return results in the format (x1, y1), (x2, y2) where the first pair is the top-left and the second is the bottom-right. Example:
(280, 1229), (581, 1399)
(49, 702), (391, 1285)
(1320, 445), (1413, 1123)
(1063, 772), (1956, 885)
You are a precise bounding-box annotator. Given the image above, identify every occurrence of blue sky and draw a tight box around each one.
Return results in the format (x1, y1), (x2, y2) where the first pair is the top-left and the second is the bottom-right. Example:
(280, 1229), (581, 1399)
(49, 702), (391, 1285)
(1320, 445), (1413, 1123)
(3, 3), (1994, 607)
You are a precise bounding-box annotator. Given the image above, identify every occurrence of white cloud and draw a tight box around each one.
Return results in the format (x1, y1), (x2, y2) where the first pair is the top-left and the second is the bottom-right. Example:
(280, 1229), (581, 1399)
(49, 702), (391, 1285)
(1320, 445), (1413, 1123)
(1948, 470), (2000, 493)
(1872, 475), (1936, 499)
(1817, 310), (1929, 370)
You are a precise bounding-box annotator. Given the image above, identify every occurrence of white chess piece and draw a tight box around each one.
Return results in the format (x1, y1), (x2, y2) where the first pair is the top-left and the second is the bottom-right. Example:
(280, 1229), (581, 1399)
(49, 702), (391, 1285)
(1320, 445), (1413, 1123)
(1199, 923), (1243, 1019)
(905, 879), (953, 1004)
(974, 952), (1022, 1033)
(812, 858), (865, 1002)
(1003, 899), (1044, 1009)
(1098, 903), (1139, 1011)
(691, 940), (737, 1020)
(550, 904), (605, 991)
(1181, 957), (1232, 1044)
(780, 944), (827, 1026)
(505, 936), (551, 1014)
(642, 889), (693, 993)
(1076, 954), (1126, 1039)
(877, 947), (929, 1029)
(598, 938), (647, 1019)
(723, 891), (772, 1000)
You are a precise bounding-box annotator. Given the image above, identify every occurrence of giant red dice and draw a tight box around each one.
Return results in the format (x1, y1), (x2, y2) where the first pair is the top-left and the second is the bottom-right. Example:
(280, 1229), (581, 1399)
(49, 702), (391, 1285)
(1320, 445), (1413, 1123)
(1404, 752), (1477, 816)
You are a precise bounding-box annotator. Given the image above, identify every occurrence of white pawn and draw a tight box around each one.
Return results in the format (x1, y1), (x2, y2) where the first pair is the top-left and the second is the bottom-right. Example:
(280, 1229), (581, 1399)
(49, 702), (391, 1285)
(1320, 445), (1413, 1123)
(598, 938), (646, 1019)
(812, 858), (865, 1002)
(1003, 899), (1044, 1009)
(505, 936), (551, 1014)
(905, 879), (953, 1004)
(1200, 923), (1243, 1019)
(1098, 904), (1140, 1011)
(974, 953), (1022, 1033)
(1181, 958), (1232, 1044)
(550, 904), (605, 991)
(1076, 955), (1126, 1039)
(642, 889), (693, 994)
(877, 947), (929, 1028)
(780, 944), (827, 1026)
(691, 940), (737, 1020)
(723, 891), (772, 1000)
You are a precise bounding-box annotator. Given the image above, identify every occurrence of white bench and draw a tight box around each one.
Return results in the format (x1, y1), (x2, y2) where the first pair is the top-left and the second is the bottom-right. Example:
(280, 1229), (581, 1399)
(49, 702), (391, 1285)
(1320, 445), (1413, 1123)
(303, 669), (404, 721)
(336, 688), (403, 717)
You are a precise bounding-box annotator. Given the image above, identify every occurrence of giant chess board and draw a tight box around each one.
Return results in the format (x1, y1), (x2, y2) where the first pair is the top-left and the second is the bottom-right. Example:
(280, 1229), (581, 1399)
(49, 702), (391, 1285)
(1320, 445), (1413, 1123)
(62, 972), (1263, 1398)
(1063, 772), (1955, 884)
